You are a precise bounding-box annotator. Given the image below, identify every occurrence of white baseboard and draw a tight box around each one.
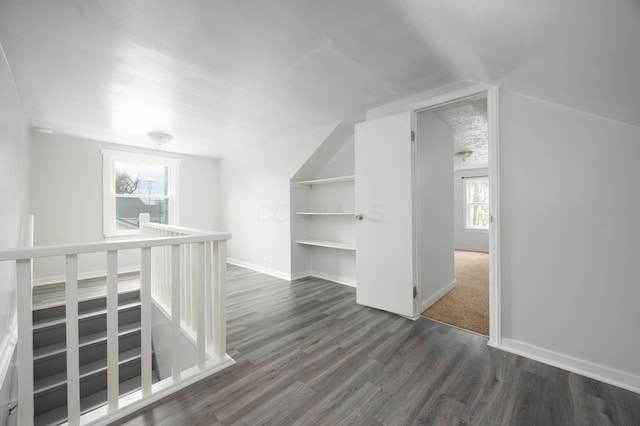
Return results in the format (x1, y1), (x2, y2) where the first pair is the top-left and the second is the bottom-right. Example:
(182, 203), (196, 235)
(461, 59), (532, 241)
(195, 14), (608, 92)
(270, 269), (357, 288)
(306, 270), (356, 288)
(455, 246), (489, 253)
(489, 338), (640, 395)
(227, 258), (292, 281)
(420, 279), (457, 312)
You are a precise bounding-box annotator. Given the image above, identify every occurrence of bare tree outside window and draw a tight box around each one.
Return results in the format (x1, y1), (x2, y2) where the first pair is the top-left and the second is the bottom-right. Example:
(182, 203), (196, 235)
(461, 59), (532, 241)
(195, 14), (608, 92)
(465, 177), (489, 230)
(115, 170), (141, 194)
(113, 161), (170, 229)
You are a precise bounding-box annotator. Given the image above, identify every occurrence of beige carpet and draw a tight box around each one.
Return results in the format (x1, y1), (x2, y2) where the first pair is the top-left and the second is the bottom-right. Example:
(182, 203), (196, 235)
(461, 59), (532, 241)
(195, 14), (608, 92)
(422, 250), (489, 335)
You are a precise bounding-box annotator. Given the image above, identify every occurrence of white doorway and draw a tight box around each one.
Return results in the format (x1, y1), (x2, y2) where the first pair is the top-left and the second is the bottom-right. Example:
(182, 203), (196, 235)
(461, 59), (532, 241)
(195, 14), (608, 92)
(415, 93), (491, 335)
(353, 84), (500, 343)
(412, 86), (499, 343)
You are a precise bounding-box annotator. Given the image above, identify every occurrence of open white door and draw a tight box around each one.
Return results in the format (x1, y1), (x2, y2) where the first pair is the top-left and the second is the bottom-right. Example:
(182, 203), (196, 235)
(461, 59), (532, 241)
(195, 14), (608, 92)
(355, 112), (414, 317)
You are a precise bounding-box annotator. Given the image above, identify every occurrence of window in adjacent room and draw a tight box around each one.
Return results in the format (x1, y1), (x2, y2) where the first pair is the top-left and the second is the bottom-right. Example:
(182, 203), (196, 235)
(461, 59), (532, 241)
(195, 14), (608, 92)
(102, 149), (180, 237)
(464, 176), (489, 230)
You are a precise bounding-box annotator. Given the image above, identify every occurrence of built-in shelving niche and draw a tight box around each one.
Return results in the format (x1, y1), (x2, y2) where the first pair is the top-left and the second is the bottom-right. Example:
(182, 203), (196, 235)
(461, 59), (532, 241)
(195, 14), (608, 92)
(290, 130), (356, 287)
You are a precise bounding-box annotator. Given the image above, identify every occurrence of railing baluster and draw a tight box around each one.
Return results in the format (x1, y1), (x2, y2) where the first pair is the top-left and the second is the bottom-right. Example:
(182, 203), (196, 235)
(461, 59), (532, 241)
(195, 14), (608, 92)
(171, 244), (181, 381)
(212, 241), (227, 361)
(16, 258), (34, 426)
(197, 242), (206, 369)
(181, 244), (187, 325)
(106, 250), (119, 411)
(205, 242), (213, 347)
(164, 244), (170, 306)
(187, 244), (193, 328)
(65, 254), (81, 426)
(140, 247), (152, 396)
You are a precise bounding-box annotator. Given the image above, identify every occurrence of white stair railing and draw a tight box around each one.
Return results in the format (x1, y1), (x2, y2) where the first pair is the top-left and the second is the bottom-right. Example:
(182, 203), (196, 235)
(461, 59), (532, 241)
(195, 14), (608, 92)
(140, 215), (228, 367)
(0, 217), (232, 426)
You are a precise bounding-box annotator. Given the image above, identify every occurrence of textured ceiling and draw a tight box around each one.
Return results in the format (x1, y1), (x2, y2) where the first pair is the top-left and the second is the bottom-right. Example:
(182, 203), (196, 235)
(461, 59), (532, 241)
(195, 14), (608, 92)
(0, 0), (639, 158)
(432, 95), (488, 171)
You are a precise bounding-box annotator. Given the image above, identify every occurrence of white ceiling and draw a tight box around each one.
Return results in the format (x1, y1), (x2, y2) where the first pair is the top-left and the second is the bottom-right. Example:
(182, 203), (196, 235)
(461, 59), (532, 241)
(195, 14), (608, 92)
(1, 0), (639, 158)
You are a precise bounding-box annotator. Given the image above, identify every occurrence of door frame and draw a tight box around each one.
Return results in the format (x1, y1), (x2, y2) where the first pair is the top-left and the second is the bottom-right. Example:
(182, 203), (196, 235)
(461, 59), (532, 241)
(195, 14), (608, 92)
(409, 83), (501, 345)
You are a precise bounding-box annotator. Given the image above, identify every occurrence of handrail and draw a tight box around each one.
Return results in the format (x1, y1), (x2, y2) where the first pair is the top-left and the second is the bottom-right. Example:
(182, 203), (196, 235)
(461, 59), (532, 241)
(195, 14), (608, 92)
(0, 232), (230, 261)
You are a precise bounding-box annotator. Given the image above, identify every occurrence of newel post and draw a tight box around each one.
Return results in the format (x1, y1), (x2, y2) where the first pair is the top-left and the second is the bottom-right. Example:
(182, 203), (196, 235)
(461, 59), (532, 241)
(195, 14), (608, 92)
(139, 213), (151, 237)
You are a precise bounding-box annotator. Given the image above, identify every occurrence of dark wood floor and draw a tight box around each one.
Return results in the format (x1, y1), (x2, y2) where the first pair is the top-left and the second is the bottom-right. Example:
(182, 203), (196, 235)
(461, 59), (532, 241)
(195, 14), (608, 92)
(114, 265), (640, 425)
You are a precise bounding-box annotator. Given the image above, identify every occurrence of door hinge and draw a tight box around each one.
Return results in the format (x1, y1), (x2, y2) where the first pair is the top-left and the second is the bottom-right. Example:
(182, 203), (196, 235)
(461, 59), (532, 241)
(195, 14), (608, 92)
(413, 286), (418, 298)
(411, 130), (415, 142)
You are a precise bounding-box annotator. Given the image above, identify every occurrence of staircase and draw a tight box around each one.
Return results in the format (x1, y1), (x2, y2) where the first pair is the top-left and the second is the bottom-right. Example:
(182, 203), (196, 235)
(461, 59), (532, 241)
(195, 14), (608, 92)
(32, 288), (159, 426)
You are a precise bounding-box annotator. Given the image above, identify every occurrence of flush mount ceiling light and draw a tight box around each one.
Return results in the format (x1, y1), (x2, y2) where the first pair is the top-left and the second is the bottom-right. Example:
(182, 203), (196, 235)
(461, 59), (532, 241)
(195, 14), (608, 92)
(454, 149), (473, 162)
(34, 127), (54, 134)
(146, 131), (174, 146)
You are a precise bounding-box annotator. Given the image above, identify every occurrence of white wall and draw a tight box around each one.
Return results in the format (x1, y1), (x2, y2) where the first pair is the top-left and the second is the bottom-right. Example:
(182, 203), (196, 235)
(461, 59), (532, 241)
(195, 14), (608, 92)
(416, 111), (455, 311)
(454, 168), (489, 252)
(30, 132), (220, 280)
(151, 303), (197, 379)
(220, 123), (338, 278)
(500, 90), (640, 386)
(313, 136), (355, 179)
(0, 44), (30, 426)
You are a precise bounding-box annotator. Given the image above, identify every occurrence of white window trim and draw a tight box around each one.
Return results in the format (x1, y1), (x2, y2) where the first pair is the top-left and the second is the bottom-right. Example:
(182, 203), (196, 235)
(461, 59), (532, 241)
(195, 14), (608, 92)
(102, 149), (181, 238)
(464, 176), (489, 232)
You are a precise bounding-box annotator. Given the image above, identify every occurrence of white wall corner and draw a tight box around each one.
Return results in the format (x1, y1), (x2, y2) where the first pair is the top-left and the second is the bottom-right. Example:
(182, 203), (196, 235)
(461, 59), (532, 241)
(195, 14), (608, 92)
(290, 271), (311, 281)
(489, 338), (640, 395)
(365, 80), (480, 121)
(420, 279), (457, 312)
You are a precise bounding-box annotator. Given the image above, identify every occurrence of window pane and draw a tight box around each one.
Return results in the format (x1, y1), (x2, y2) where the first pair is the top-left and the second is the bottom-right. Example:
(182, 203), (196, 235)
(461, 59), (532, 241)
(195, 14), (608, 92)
(467, 204), (489, 229)
(467, 180), (489, 204)
(465, 177), (489, 230)
(116, 196), (169, 229)
(115, 160), (168, 196)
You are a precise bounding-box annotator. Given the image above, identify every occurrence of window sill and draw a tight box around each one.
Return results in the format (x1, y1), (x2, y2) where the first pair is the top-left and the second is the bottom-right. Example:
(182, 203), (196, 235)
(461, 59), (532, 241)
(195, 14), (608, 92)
(463, 228), (489, 233)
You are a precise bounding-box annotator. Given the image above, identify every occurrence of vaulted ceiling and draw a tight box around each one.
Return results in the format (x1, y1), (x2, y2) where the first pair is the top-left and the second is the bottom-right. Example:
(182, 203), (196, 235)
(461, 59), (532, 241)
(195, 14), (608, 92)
(1, 0), (639, 158)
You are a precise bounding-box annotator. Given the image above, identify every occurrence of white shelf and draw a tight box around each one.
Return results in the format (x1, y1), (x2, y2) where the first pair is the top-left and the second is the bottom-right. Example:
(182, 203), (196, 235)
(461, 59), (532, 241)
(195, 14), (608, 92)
(297, 175), (355, 186)
(296, 212), (356, 216)
(296, 239), (356, 251)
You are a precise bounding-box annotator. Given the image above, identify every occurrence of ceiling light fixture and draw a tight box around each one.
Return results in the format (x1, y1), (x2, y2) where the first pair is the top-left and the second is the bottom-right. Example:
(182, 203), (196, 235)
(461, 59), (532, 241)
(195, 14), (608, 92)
(146, 131), (174, 146)
(34, 127), (54, 134)
(454, 149), (473, 162)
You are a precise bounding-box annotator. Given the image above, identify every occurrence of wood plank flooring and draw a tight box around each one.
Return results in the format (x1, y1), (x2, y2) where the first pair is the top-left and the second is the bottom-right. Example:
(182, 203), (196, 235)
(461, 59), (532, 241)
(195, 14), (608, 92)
(113, 265), (640, 425)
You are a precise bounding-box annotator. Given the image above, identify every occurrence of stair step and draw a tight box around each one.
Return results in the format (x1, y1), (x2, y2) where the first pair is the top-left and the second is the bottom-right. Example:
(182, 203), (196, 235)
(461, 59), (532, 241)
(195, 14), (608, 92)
(32, 275), (140, 311)
(31, 287), (157, 424)
(34, 324), (143, 381)
(33, 289), (140, 324)
(33, 302), (142, 351)
(33, 300), (141, 332)
(34, 321), (141, 361)
(35, 347), (144, 395)
(34, 371), (159, 426)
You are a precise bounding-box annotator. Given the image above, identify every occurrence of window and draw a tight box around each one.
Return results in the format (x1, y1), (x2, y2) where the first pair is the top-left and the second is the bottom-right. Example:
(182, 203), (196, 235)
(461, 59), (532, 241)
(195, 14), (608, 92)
(102, 149), (180, 237)
(465, 176), (489, 230)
